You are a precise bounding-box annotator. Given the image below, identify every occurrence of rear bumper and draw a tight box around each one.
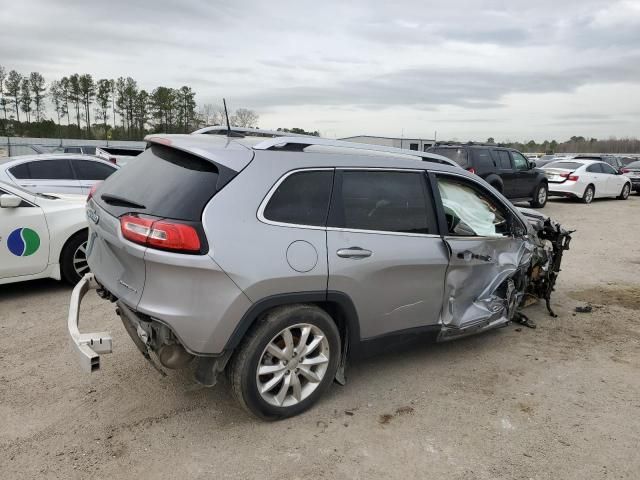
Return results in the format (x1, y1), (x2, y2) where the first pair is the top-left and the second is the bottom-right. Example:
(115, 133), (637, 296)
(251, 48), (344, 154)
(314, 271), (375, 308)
(548, 182), (582, 198)
(67, 273), (112, 372)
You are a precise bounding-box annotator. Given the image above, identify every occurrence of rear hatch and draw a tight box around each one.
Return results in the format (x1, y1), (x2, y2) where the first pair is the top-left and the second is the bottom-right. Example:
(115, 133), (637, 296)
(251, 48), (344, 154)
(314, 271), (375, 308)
(86, 140), (250, 306)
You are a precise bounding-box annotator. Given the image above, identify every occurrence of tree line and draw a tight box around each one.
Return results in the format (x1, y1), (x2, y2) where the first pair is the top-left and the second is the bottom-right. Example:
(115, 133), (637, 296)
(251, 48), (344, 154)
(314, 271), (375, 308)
(0, 65), (259, 141)
(487, 136), (640, 154)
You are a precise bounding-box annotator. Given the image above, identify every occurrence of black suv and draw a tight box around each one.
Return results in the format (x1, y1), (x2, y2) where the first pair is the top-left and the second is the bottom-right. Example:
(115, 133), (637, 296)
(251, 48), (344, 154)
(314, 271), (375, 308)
(426, 144), (548, 208)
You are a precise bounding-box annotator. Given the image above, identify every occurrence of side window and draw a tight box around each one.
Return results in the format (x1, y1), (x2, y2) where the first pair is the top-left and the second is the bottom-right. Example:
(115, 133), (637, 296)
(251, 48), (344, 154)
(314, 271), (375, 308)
(64, 147), (82, 154)
(600, 163), (617, 175)
(409, 143), (419, 151)
(329, 170), (433, 234)
(73, 160), (117, 180)
(22, 160), (75, 180)
(472, 149), (494, 173)
(586, 163), (602, 173)
(9, 163), (30, 179)
(495, 150), (512, 170)
(436, 176), (510, 237)
(263, 170), (333, 227)
(511, 151), (529, 170)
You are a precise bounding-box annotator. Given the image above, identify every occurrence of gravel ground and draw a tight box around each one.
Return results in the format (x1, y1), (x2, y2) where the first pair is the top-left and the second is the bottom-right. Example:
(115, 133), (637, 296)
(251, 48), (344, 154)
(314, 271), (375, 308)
(1, 195), (639, 479)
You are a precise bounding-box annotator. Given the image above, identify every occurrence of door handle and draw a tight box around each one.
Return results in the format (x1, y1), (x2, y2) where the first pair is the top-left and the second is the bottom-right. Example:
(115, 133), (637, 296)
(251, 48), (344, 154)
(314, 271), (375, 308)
(457, 250), (492, 262)
(336, 247), (372, 259)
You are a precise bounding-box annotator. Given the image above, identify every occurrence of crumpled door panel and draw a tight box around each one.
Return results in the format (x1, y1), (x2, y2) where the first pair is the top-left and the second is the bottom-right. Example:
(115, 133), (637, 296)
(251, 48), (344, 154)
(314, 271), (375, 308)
(441, 236), (533, 337)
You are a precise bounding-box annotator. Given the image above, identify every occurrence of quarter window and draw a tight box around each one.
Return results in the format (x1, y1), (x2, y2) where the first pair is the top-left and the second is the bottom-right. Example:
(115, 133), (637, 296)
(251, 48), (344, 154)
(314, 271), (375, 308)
(586, 163), (602, 173)
(600, 163), (617, 175)
(473, 149), (494, 173)
(329, 170), (432, 234)
(436, 176), (510, 237)
(263, 170), (333, 227)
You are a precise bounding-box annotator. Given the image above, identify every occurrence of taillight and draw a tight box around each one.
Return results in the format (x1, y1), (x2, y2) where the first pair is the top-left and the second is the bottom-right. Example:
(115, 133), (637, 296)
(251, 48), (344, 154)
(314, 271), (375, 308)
(621, 168), (630, 174)
(109, 157), (117, 164)
(87, 181), (102, 202)
(559, 172), (579, 181)
(467, 167), (477, 174)
(120, 214), (201, 253)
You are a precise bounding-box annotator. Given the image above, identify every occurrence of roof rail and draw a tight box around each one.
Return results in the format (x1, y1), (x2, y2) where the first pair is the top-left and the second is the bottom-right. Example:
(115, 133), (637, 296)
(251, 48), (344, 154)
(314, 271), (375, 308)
(191, 126), (313, 138)
(252, 137), (459, 167)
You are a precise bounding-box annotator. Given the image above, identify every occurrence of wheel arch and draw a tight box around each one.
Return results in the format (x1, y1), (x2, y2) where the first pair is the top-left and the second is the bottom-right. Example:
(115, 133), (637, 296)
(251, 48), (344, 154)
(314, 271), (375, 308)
(58, 227), (89, 265)
(484, 174), (504, 192)
(223, 291), (361, 358)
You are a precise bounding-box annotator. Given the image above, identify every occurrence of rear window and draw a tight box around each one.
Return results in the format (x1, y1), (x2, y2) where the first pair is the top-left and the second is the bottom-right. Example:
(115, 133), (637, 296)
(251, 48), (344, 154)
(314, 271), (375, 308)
(429, 148), (469, 168)
(627, 161), (640, 169)
(545, 161), (582, 170)
(96, 145), (233, 221)
(101, 147), (142, 156)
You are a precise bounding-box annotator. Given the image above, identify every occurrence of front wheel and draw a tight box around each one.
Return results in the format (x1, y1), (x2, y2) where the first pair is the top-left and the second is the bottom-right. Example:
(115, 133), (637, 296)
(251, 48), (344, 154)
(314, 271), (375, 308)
(228, 304), (341, 420)
(617, 183), (631, 200)
(530, 183), (548, 208)
(60, 231), (89, 285)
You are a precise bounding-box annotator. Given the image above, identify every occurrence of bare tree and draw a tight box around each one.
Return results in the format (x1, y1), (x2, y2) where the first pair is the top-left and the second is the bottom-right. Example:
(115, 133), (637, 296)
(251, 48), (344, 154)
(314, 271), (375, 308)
(232, 108), (259, 127)
(95, 79), (111, 139)
(49, 80), (66, 135)
(79, 74), (96, 135)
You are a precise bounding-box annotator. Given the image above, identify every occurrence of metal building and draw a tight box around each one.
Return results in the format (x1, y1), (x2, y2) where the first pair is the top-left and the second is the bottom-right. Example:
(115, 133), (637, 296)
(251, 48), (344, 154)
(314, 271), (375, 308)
(339, 135), (435, 152)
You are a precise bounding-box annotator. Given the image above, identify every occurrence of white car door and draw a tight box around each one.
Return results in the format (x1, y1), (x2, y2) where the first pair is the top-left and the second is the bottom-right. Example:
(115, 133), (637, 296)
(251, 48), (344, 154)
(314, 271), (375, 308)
(0, 187), (50, 279)
(584, 163), (609, 197)
(600, 162), (624, 196)
(8, 159), (83, 195)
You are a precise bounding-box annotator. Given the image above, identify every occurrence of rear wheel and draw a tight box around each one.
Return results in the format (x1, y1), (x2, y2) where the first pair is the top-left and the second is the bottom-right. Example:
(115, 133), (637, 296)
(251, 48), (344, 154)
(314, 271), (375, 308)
(60, 231), (89, 285)
(581, 185), (595, 204)
(617, 183), (631, 200)
(530, 183), (548, 208)
(228, 304), (340, 420)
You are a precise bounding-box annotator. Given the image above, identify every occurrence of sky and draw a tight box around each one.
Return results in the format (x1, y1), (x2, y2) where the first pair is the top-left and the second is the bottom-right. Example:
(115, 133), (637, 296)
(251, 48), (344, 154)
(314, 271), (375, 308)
(1, 0), (640, 142)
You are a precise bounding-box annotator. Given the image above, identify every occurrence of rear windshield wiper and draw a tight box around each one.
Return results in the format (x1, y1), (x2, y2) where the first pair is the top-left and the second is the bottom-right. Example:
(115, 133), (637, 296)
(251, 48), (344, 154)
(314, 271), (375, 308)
(100, 193), (146, 209)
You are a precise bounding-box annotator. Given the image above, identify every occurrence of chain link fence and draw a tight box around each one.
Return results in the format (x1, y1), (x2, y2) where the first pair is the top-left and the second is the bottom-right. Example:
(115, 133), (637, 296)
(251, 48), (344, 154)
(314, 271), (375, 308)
(0, 137), (146, 158)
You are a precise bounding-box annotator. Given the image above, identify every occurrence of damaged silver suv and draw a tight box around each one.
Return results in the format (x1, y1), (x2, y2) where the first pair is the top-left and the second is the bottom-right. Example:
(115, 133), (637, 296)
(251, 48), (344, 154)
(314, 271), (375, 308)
(68, 129), (572, 419)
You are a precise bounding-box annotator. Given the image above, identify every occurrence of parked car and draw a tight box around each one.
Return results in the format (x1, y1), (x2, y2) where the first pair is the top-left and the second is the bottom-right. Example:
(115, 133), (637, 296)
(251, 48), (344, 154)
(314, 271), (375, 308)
(68, 132), (571, 419)
(95, 146), (144, 166)
(0, 182), (89, 285)
(62, 145), (97, 155)
(533, 154), (561, 168)
(573, 154), (625, 172)
(0, 154), (118, 195)
(426, 144), (549, 208)
(622, 160), (640, 194)
(542, 159), (632, 203)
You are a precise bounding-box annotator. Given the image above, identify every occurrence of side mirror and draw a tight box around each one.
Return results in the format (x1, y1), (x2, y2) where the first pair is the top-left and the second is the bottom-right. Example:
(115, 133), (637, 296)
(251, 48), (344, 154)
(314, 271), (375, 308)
(0, 194), (23, 208)
(528, 160), (536, 169)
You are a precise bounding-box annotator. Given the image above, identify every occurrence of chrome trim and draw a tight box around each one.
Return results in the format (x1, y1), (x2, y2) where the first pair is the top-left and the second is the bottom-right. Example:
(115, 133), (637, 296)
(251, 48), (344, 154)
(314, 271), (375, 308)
(67, 273), (113, 372)
(257, 167), (442, 238)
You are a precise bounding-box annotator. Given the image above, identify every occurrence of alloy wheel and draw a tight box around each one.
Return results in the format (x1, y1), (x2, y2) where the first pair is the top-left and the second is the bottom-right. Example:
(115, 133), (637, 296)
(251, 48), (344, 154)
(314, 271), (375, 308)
(538, 186), (547, 205)
(73, 241), (89, 278)
(256, 323), (330, 408)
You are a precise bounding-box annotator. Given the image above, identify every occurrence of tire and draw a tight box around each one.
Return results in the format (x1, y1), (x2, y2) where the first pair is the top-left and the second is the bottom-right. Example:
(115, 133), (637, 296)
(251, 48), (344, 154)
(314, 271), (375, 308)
(581, 185), (595, 204)
(228, 304), (341, 420)
(617, 183), (631, 200)
(60, 230), (89, 285)
(530, 183), (548, 208)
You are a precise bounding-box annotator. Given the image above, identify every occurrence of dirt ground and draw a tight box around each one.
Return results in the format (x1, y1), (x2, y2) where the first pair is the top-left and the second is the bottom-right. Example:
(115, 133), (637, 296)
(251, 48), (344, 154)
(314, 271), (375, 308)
(1, 195), (639, 480)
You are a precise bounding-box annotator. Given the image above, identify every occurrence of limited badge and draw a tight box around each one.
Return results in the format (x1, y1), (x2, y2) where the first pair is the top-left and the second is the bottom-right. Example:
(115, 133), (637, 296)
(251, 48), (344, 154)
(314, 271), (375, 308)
(7, 228), (40, 257)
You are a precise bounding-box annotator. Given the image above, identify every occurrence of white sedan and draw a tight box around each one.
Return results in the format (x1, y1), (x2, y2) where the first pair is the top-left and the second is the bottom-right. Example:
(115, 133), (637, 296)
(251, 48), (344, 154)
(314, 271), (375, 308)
(0, 182), (89, 285)
(543, 159), (632, 204)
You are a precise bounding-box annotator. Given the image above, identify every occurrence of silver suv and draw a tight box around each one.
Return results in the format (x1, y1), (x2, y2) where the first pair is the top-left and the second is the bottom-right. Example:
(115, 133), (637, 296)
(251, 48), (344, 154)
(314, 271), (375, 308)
(68, 131), (572, 419)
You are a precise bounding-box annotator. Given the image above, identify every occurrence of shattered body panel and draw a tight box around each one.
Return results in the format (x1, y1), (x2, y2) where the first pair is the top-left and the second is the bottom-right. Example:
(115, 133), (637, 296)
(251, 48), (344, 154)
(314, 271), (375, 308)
(439, 208), (572, 340)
